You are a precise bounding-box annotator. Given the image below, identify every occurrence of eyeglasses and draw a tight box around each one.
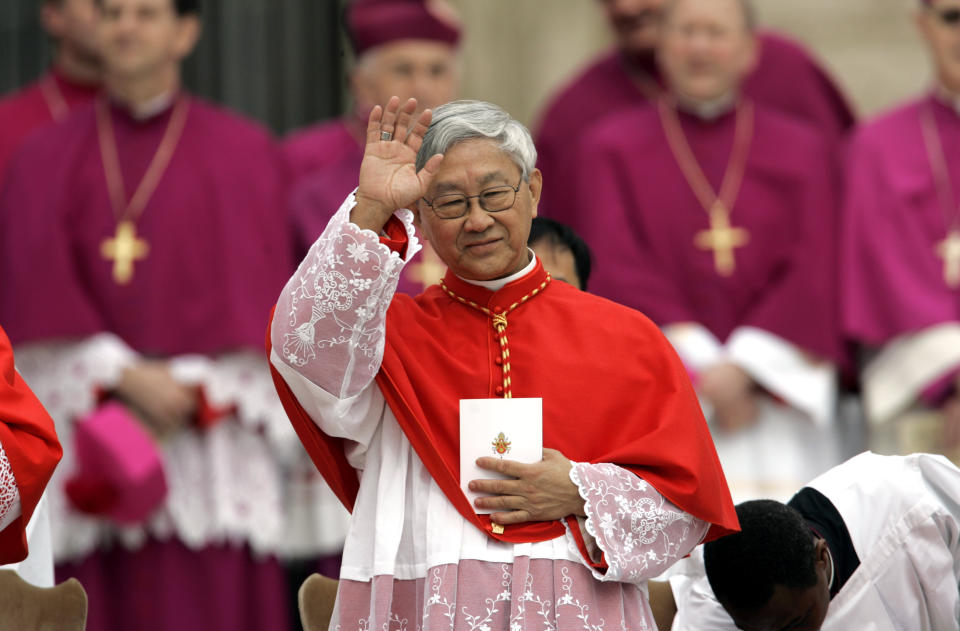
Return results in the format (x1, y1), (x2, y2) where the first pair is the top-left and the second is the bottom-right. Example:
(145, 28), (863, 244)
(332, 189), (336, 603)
(421, 176), (524, 219)
(932, 7), (960, 25)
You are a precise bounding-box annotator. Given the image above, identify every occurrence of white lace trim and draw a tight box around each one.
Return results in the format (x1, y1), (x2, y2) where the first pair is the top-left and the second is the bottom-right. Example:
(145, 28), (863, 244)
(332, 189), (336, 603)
(567, 462), (708, 583)
(273, 190), (420, 400)
(334, 559), (655, 630)
(13, 335), (348, 561)
(0, 442), (21, 531)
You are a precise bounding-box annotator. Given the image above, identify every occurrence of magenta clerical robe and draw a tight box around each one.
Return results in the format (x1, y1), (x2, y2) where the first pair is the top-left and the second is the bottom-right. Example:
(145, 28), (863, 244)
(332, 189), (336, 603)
(0, 95), (296, 631)
(578, 102), (840, 362)
(0, 96), (292, 354)
(843, 94), (960, 347)
(283, 117), (363, 187)
(535, 31), (854, 229)
(0, 69), (98, 186)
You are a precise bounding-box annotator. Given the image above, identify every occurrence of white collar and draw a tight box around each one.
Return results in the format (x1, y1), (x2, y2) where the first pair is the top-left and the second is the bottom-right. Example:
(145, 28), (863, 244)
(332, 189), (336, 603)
(458, 249), (537, 292)
(674, 91), (738, 121)
(129, 91), (176, 120)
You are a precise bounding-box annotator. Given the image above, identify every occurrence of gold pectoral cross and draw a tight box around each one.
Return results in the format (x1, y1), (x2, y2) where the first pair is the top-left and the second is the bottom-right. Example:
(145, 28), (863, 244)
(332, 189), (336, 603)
(694, 203), (750, 277)
(100, 220), (150, 285)
(937, 230), (960, 289)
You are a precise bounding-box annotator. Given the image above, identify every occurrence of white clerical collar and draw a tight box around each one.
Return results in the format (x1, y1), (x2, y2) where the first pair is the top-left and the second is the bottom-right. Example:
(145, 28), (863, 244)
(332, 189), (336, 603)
(121, 91), (177, 120)
(458, 249), (537, 292)
(674, 91), (738, 121)
(133, 91), (176, 120)
(934, 84), (960, 117)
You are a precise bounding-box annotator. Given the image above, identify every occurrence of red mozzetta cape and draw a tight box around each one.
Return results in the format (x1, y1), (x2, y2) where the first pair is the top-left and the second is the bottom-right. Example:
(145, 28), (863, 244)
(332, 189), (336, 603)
(0, 325), (62, 564)
(269, 240), (738, 549)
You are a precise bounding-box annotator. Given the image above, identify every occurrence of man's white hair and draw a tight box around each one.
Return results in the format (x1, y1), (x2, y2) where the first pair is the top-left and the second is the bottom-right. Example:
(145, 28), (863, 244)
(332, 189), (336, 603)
(415, 100), (537, 180)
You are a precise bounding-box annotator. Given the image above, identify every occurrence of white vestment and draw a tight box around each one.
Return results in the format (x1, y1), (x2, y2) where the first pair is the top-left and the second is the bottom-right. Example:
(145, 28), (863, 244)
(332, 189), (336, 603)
(13, 332), (349, 563)
(665, 323), (842, 503)
(270, 192), (712, 629)
(859, 323), (960, 460)
(670, 452), (960, 630)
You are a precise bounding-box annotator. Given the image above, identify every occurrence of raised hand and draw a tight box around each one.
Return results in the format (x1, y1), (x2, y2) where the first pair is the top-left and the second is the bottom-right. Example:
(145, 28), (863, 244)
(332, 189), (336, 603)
(351, 96), (445, 233)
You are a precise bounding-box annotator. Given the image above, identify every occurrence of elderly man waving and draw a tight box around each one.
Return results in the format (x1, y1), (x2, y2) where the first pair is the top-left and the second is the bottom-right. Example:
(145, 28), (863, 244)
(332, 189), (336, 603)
(268, 96), (738, 628)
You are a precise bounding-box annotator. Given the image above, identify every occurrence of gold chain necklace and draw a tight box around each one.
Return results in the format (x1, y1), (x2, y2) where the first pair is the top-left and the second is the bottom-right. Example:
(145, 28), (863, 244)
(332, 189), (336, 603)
(920, 101), (960, 289)
(658, 96), (754, 277)
(96, 95), (190, 285)
(439, 274), (551, 399)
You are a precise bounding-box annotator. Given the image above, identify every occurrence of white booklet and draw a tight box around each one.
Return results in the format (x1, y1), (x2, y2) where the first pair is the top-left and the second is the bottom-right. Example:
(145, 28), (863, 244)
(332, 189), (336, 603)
(459, 397), (543, 514)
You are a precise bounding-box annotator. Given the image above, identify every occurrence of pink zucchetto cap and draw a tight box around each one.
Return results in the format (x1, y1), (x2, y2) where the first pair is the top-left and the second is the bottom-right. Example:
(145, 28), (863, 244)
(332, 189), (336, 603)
(346, 0), (462, 57)
(64, 402), (167, 525)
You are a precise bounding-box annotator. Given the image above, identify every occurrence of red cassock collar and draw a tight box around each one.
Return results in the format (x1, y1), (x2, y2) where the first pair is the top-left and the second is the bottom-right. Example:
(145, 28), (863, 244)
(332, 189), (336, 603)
(268, 254), (738, 550)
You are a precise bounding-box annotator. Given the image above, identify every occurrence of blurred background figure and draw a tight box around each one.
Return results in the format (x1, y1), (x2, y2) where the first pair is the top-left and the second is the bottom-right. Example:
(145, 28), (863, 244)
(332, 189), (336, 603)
(0, 0), (337, 628)
(285, 0), (461, 296)
(284, 0), (460, 185)
(0, 0), (101, 182)
(843, 0), (960, 464)
(579, 0), (843, 502)
(533, 0), (854, 230)
(528, 216), (592, 291)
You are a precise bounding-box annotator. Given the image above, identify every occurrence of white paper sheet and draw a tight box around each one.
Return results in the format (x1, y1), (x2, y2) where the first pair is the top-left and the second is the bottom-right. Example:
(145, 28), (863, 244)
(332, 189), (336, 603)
(459, 398), (543, 513)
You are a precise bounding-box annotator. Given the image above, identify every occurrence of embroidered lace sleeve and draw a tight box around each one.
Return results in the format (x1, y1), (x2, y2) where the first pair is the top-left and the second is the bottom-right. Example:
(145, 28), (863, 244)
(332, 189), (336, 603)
(271, 190), (419, 400)
(0, 442), (21, 532)
(568, 462), (709, 584)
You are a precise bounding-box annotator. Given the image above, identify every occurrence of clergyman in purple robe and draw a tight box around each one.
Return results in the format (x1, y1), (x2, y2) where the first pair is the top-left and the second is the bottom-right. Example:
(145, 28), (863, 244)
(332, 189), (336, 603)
(534, 0), (855, 232)
(578, 0), (843, 503)
(0, 0), (343, 629)
(0, 0), (101, 185)
(843, 0), (960, 464)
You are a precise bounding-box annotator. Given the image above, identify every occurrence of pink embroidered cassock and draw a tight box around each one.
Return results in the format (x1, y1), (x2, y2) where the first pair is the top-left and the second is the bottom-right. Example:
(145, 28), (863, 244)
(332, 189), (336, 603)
(534, 32), (854, 229)
(268, 192), (739, 628)
(0, 69), (98, 185)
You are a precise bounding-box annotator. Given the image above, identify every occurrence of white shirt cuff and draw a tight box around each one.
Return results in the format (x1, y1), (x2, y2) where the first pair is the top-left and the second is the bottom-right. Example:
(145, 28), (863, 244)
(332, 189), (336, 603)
(726, 327), (836, 426)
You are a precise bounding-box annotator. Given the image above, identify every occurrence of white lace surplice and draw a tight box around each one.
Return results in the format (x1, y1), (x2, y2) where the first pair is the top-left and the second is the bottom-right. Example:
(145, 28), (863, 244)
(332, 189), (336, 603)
(13, 335), (349, 562)
(270, 192), (709, 629)
(0, 443), (20, 532)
